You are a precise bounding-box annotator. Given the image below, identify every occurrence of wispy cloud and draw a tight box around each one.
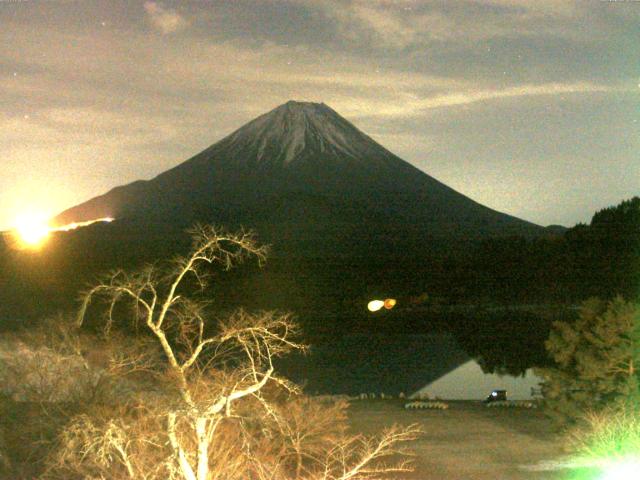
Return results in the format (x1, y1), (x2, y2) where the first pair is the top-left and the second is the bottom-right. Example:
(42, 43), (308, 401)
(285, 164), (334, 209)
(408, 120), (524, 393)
(144, 1), (189, 35)
(1, 0), (637, 228)
(343, 82), (620, 118)
(474, 0), (579, 16)
(309, 0), (588, 49)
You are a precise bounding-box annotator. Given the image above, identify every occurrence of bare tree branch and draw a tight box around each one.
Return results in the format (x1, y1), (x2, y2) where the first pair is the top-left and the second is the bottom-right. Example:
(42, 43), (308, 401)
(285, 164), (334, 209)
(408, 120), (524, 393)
(43, 225), (419, 480)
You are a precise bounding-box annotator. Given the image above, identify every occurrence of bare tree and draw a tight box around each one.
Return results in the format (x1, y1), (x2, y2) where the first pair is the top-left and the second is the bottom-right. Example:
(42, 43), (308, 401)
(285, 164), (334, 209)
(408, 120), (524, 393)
(44, 225), (419, 480)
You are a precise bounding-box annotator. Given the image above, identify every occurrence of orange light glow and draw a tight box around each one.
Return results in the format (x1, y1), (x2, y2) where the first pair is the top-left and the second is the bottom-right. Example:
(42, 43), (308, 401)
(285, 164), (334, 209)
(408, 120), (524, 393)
(367, 298), (397, 312)
(13, 213), (51, 248)
(54, 217), (114, 232)
(9, 215), (115, 250)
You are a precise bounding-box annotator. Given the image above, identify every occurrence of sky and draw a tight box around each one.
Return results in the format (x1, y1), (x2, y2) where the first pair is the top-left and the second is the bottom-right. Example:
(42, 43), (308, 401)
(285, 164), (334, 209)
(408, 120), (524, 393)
(1, 0), (638, 230)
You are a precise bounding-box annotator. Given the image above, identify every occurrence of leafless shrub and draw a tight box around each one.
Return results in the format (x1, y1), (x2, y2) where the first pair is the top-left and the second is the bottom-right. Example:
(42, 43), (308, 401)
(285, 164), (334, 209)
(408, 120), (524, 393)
(0, 316), (93, 403)
(566, 401), (640, 462)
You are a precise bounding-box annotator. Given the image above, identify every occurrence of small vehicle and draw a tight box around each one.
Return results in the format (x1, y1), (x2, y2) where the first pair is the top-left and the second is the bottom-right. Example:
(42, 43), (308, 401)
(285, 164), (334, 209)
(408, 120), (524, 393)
(484, 389), (507, 403)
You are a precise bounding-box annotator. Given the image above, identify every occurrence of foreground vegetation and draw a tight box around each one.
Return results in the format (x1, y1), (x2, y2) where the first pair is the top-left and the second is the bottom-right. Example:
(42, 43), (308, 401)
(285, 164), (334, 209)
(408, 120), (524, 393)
(568, 401), (640, 464)
(536, 297), (640, 426)
(1, 226), (419, 479)
(535, 297), (640, 475)
(1, 197), (637, 477)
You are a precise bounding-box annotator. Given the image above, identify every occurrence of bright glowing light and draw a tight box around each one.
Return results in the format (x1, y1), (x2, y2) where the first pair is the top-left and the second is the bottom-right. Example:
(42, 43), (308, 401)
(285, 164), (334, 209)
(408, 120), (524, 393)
(8, 215), (115, 250)
(367, 300), (385, 312)
(384, 298), (397, 309)
(368, 298), (397, 312)
(13, 213), (51, 248)
(55, 217), (114, 232)
(600, 458), (640, 480)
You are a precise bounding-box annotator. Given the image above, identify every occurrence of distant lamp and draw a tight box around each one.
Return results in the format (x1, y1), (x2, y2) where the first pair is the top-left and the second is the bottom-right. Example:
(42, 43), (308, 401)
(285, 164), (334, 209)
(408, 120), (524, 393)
(367, 298), (397, 312)
(367, 300), (385, 312)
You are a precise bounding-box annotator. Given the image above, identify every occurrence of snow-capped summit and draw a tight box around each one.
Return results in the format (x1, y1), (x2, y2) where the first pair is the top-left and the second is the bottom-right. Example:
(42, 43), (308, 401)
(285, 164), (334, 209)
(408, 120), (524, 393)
(170, 100), (402, 175)
(214, 100), (393, 166)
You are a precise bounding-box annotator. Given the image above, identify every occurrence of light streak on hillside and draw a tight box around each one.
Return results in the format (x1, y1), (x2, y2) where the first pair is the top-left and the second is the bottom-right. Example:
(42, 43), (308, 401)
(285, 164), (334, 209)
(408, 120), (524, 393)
(52, 217), (114, 232)
(5, 216), (115, 250)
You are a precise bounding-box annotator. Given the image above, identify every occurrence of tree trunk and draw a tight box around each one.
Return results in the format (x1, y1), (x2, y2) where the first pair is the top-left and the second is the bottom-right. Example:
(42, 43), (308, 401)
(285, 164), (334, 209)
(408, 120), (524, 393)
(196, 417), (209, 480)
(168, 413), (197, 480)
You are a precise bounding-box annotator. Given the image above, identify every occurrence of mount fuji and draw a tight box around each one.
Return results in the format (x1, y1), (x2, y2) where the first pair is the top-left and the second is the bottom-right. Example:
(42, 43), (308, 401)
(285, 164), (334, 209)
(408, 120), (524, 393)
(1, 101), (556, 392)
(55, 101), (542, 242)
(0, 101), (553, 327)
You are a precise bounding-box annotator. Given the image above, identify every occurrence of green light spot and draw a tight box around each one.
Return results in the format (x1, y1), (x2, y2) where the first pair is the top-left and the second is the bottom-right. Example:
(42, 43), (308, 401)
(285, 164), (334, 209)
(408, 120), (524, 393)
(600, 458), (640, 480)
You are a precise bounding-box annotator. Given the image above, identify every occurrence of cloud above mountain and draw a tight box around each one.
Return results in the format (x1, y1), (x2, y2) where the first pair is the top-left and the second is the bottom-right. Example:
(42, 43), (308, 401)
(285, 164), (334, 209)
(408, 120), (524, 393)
(144, 1), (189, 34)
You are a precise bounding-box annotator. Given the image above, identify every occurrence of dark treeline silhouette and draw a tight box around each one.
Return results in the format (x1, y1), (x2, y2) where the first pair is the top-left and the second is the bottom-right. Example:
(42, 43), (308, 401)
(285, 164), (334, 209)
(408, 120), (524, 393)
(0, 197), (637, 384)
(1, 197), (638, 324)
(467, 196), (639, 304)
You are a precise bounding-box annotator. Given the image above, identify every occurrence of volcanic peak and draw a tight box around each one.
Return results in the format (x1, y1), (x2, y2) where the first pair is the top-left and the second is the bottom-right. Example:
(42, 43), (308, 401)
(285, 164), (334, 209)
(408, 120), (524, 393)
(214, 100), (392, 167)
(54, 100), (545, 239)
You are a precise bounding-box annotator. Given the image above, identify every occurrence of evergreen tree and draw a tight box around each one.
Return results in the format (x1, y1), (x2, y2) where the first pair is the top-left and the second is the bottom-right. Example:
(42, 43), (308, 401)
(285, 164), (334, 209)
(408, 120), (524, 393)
(536, 297), (640, 425)
(564, 196), (640, 300)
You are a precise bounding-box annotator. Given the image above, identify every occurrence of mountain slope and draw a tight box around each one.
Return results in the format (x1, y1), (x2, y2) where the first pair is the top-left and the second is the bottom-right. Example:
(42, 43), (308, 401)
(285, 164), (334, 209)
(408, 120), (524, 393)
(1, 101), (557, 393)
(54, 101), (542, 241)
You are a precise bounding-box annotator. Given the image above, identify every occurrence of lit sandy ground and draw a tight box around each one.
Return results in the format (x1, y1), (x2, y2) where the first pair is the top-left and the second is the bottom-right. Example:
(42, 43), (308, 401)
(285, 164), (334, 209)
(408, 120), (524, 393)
(348, 400), (570, 480)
